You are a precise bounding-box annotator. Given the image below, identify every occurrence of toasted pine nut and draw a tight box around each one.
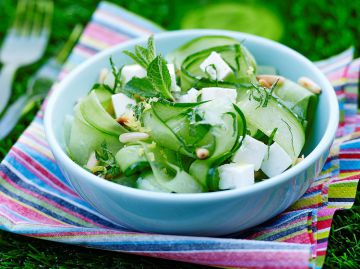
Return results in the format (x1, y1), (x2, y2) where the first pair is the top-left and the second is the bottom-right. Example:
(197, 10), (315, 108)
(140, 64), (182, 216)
(258, 78), (271, 88)
(298, 77), (321, 94)
(256, 75), (285, 87)
(196, 148), (209, 159)
(119, 132), (149, 143)
(116, 116), (129, 125)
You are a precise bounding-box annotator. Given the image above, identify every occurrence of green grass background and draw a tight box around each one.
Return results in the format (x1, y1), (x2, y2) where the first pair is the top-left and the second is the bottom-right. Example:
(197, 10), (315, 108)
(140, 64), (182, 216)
(0, 0), (359, 268)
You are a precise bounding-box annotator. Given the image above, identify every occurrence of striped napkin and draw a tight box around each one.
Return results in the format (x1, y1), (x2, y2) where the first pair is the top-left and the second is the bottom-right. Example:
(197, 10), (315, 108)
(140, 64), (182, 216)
(0, 2), (359, 268)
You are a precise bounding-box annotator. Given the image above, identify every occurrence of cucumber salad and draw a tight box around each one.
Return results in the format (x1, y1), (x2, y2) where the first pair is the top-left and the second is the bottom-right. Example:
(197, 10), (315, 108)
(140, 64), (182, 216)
(65, 35), (320, 193)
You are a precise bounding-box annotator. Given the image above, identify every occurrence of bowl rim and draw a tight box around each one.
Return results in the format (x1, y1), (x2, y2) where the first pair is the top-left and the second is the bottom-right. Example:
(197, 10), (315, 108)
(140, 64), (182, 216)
(44, 29), (339, 202)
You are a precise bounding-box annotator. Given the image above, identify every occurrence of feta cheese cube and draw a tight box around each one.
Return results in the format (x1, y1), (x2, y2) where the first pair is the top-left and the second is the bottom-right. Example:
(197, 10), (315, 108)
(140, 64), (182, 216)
(261, 142), (292, 177)
(98, 68), (115, 88)
(198, 98), (232, 125)
(232, 136), (267, 171)
(218, 163), (255, 190)
(121, 64), (147, 83)
(177, 88), (200, 103)
(112, 93), (136, 118)
(167, 64), (181, 92)
(201, 87), (237, 103)
(200, 51), (232, 81)
(197, 88), (236, 125)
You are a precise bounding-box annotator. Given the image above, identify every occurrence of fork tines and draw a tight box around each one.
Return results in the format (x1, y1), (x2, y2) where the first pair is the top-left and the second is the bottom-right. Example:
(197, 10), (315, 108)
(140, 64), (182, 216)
(12, 0), (53, 37)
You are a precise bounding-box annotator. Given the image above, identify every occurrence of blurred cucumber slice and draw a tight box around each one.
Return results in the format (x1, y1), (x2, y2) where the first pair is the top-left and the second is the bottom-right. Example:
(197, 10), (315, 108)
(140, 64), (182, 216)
(181, 3), (283, 41)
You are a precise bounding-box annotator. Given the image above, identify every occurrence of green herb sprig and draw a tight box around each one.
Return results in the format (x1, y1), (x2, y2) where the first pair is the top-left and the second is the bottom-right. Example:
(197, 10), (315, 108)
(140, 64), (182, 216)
(123, 35), (156, 69)
(93, 142), (120, 179)
(132, 102), (146, 120)
(187, 107), (207, 136)
(281, 118), (295, 155)
(147, 55), (174, 100)
(123, 36), (174, 101)
(204, 64), (219, 86)
(267, 127), (278, 158)
(249, 79), (279, 108)
(109, 57), (124, 93)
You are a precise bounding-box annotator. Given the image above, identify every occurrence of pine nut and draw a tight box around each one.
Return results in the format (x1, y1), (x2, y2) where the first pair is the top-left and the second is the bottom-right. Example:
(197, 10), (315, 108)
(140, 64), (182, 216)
(119, 132), (149, 143)
(258, 78), (271, 88)
(196, 148), (209, 159)
(116, 116), (128, 125)
(256, 75), (285, 87)
(298, 77), (321, 94)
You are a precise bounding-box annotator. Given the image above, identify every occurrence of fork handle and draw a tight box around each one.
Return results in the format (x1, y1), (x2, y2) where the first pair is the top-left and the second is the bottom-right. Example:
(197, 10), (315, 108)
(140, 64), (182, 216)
(0, 64), (18, 114)
(0, 95), (28, 140)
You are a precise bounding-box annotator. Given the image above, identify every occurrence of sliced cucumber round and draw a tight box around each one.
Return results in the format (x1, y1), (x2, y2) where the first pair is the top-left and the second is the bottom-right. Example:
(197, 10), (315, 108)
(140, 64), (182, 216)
(271, 79), (318, 131)
(189, 106), (246, 190)
(237, 89), (305, 161)
(68, 114), (122, 165)
(181, 44), (256, 90)
(167, 35), (240, 68)
(143, 100), (216, 158)
(139, 143), (203, 193)
(137, 171), (171, 193)
(115, 145), (149, 176)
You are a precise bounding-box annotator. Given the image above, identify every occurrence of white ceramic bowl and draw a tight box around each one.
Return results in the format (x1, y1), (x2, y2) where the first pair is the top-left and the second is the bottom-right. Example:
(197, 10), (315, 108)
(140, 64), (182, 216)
(44, 30), (338, 236)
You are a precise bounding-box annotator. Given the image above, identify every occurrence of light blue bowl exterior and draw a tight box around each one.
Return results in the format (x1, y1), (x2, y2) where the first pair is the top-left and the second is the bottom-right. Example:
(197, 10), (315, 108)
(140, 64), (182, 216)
(44, 30), (338, 236)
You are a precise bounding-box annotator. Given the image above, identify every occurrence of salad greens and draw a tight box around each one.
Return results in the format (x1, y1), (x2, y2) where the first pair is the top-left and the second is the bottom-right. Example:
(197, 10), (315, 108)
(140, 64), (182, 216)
(65, 35), (320, 193)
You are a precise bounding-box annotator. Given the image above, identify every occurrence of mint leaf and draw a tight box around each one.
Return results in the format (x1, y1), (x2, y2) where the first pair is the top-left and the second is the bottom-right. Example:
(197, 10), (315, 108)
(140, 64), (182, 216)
(147, 35), (156, 59)
(123, 35), (156, 69)
(122, 36), (175, 101)
(147, 55), (174, 101)
(123, 50), (148, 68)
(123, 77), (159, 98)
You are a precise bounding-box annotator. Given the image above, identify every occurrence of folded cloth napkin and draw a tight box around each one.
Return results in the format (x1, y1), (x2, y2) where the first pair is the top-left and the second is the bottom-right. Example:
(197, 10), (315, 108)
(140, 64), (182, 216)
(0, 2), (359, 268)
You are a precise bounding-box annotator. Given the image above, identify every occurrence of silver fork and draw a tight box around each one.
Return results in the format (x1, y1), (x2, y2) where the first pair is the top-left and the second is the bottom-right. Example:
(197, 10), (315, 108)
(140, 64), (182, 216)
(0, 0), (53, 114)
(0, 24), (83, 140)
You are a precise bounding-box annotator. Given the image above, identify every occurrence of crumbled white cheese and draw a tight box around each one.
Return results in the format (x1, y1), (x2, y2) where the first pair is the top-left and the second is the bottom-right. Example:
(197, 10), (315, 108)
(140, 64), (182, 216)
(197, 87), (237, 125)
(177, 88), (200, 103)
(111, 93), (136, 118)
(200, 87), (237, 103)
(198, 98), (232, 125)
(98, 68), (115, 88)
(232, 136), (267, 171)
(261, 142), (292, 177)
(218, 163), (255, 190)
(199, 51), (232, 81)
(121, 64), (147, 83)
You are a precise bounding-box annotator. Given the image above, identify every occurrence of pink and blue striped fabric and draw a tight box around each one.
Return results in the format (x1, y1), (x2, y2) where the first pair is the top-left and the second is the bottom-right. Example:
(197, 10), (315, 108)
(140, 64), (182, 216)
(0, 2), (359, 268)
